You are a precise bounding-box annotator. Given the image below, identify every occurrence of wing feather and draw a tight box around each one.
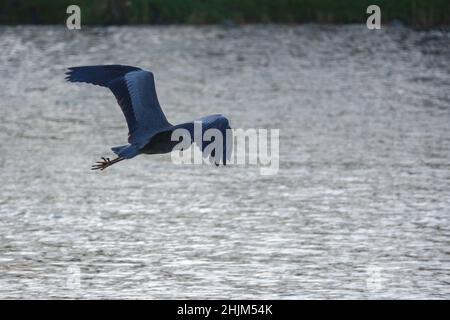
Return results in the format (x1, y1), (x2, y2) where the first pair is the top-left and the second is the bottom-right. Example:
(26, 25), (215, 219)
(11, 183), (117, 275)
(66, 65), (171, 147)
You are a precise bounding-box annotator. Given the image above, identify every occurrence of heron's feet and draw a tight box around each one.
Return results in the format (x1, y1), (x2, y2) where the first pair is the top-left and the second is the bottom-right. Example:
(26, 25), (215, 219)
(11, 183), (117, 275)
(91, 157), (113, 171)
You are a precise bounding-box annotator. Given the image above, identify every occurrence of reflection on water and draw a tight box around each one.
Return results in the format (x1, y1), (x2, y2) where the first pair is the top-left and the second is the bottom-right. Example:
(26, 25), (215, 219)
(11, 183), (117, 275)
(0, 25), (449, 299)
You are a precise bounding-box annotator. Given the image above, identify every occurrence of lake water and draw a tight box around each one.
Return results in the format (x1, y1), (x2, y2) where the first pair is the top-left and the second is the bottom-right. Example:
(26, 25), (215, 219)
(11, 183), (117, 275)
(0, 25), (449, 299)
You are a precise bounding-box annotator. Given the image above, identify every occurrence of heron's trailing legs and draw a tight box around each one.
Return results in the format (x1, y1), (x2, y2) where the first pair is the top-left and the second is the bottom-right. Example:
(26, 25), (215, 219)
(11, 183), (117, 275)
(91, 156), (124, 171)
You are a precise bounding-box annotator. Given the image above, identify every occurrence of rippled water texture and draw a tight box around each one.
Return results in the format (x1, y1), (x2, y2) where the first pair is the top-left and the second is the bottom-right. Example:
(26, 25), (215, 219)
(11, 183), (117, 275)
(0, 25), (449, 299)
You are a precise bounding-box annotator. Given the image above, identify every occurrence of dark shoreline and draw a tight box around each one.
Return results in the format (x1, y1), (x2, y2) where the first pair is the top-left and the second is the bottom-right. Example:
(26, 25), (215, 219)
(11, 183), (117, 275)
(0, 0), (449, 27)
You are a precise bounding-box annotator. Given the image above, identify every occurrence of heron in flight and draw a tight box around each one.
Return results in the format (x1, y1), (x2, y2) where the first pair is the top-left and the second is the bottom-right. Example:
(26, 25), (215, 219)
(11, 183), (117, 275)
(65, 65), (231, 170)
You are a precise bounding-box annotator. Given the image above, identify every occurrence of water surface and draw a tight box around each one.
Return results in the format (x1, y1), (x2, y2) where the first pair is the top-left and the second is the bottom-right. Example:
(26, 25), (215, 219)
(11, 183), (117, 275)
(0, 25), (449, 299)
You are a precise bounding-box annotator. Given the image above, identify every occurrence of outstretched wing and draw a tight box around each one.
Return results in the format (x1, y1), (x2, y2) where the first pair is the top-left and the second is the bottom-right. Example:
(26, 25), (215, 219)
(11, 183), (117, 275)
(65, 65), (171, 147)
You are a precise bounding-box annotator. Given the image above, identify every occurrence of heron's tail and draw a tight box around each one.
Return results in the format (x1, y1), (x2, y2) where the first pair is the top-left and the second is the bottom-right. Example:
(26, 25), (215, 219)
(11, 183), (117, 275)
(111, 144), (139, 159)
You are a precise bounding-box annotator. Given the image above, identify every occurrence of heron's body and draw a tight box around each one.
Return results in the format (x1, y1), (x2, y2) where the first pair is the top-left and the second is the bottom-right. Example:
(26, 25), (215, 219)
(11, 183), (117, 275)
(65, 65), (231, 170)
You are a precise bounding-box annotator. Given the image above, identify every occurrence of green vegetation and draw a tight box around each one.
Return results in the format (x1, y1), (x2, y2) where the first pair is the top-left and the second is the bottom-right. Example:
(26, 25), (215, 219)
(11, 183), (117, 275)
(0, 0), (449, 26)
